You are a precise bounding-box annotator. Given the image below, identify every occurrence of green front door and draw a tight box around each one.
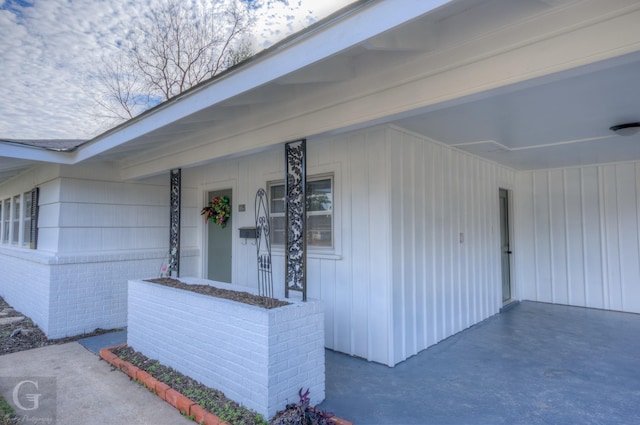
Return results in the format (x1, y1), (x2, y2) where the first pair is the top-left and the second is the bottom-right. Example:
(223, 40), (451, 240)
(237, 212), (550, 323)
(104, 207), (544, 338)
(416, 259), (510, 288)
(207, 189), (232, 283)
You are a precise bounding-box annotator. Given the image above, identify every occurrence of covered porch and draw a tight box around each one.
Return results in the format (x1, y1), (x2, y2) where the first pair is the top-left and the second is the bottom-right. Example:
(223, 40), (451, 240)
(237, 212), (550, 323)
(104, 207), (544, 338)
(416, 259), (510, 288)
(318, 301), (640, 424)
(1, 0), (640, 368)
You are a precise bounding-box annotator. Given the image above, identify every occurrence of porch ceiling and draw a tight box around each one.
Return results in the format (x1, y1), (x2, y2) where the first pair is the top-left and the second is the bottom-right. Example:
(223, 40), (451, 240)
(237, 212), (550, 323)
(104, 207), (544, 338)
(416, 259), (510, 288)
(2, 0), (640, 183)
(106, 46), (640, 174)
(391, 51), (640, 170)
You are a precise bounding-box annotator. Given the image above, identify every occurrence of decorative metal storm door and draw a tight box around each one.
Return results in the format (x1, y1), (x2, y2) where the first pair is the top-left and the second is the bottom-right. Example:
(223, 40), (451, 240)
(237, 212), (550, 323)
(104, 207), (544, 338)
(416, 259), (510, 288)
(284, 140), (307, 300)
(169, 169), (181, 277)
(255, 188), (274, 302)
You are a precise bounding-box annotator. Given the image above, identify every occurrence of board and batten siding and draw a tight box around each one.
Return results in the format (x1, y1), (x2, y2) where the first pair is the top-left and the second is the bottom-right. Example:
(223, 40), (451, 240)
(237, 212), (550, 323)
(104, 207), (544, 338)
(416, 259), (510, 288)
(387, 126), (516, 365)
(183, 126), (393, 365)
(185, 124), (517, 366)
(516, 162), (640, 313)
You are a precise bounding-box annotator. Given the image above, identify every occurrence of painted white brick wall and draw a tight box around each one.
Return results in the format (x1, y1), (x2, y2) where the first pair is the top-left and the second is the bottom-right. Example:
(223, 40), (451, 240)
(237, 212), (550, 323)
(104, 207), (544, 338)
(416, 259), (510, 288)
(1, 164), (201, 339)
(128, 278), (324, 420)
(46, 249), (200, 338)
(0, 248), (51, 334)
(0, 248), (200, 338)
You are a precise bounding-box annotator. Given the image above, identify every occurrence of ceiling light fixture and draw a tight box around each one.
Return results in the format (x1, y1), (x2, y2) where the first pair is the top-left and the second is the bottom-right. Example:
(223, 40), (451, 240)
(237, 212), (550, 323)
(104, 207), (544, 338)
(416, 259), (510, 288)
(609, 122), (640, 137)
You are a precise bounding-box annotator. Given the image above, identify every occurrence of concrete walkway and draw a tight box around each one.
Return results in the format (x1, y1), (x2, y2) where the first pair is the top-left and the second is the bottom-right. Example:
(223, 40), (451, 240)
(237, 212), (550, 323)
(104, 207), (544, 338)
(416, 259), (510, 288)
(317, 301), (640, 425)
(0, 342), (192, 425)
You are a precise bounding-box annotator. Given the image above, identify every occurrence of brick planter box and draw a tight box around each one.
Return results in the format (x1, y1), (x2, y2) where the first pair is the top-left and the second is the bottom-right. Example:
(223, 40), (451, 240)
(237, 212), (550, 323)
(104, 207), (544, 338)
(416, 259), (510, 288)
(127, 278), (325, 420)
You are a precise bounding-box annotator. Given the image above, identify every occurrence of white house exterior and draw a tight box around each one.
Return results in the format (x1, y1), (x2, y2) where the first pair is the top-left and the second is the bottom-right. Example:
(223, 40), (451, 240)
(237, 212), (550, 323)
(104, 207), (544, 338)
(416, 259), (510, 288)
(2, 0), (640, 367)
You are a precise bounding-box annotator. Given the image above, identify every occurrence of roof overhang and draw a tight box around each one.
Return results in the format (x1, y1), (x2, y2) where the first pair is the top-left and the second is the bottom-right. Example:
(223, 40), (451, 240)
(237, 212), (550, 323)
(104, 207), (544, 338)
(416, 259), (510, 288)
(3, 0), (640, 182)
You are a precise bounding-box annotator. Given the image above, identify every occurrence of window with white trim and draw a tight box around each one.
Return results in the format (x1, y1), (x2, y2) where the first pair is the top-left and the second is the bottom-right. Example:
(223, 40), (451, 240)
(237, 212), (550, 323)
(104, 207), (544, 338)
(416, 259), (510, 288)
(0, 190), (38, 248)
(269, 175), (333, 249)
(23, 191), (32, 247)
(12, 195), (20, 244)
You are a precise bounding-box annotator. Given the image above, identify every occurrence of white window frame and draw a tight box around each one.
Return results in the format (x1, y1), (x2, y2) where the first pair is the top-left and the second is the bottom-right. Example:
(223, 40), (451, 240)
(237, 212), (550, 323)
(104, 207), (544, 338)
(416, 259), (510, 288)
(11, 195), (20, 245)
(268, 173), (335, 252)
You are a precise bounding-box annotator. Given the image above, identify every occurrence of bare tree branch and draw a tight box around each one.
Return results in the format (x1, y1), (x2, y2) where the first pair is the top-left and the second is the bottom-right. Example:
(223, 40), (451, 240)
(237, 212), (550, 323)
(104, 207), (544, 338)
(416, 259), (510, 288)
(92, 0), (254, 125)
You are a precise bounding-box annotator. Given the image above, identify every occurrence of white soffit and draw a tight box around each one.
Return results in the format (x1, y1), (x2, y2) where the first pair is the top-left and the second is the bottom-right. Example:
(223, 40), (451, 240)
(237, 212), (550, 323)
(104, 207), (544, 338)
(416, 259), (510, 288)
(71, 0), (452, 163)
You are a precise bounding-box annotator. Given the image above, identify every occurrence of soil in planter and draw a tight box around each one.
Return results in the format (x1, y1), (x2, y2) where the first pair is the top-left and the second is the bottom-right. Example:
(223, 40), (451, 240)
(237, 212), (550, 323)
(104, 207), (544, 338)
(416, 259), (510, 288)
(112, 346), (268, 425)
(145, 278), (290, 309)
(113, 346), (333, 425)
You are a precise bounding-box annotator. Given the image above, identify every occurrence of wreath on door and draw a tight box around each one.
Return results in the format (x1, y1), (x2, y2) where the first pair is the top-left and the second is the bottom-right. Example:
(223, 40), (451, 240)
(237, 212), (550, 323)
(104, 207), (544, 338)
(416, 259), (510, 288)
(201, 195), (231, 228)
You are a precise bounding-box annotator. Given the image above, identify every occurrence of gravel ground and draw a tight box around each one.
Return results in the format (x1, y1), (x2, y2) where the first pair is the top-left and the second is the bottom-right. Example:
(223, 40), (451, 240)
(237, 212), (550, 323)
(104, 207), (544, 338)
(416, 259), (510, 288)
(0, 296), (121, 355)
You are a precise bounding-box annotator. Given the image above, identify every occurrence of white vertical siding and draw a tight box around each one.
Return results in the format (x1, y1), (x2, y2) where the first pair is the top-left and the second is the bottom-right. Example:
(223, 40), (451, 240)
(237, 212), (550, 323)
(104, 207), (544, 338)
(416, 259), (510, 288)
(515, 162), (640, 313)
(387, 126), (516, 364)
(183, 127), (394, 365)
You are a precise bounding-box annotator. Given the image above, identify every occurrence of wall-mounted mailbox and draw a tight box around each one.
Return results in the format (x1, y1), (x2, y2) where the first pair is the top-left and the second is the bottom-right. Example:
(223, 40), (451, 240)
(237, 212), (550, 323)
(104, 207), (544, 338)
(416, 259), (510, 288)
(239, 227), (257, 239)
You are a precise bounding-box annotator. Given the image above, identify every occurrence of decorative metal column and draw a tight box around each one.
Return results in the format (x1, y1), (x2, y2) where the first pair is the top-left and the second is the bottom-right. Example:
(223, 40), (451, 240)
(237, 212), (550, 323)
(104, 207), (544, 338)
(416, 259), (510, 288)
(169, 169), (181, 277)
(255, 188), (274, 301)
(284, 140), (307, 300)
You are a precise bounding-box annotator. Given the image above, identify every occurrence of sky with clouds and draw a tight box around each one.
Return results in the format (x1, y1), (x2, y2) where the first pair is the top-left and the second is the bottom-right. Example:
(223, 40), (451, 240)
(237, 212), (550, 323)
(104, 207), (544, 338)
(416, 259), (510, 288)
(0, 0), (353, 140)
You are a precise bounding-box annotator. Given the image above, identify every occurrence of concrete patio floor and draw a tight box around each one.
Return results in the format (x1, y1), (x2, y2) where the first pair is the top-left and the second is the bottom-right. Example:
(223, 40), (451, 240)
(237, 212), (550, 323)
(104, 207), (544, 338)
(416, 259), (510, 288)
(316, 301), (640, 424)
(11, 301), (637, 424)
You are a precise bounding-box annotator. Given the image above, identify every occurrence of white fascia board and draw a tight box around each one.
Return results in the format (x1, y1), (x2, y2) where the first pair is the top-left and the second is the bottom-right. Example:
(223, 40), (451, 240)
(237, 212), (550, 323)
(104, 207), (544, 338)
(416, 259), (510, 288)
(73, 0), (451, 164)
(0, 143), (74, 164)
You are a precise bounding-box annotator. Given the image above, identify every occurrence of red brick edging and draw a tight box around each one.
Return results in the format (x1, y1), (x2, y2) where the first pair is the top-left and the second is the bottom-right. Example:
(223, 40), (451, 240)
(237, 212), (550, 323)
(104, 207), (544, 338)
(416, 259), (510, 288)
(99, 344), (352, 425)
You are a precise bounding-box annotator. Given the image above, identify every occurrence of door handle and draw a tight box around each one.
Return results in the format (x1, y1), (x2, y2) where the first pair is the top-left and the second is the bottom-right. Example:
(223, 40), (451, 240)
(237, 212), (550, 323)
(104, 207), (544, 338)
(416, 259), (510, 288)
(505, 251), (512, 254)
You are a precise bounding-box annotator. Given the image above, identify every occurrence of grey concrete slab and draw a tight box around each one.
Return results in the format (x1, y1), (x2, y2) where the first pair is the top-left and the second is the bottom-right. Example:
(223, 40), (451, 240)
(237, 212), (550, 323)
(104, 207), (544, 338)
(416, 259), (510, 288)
(318, 301), (640, 425)
(0, 342), (192, 425)
(78, 330), (127, 354)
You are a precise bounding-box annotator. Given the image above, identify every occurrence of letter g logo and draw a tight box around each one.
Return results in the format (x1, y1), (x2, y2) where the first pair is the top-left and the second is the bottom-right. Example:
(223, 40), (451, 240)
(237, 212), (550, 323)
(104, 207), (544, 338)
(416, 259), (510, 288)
(12, 380), (41, 411)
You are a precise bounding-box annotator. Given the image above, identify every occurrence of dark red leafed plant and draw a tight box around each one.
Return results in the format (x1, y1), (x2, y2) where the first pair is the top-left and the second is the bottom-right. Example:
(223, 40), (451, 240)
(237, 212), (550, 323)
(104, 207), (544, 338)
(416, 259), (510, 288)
(270, 388), (333, 425)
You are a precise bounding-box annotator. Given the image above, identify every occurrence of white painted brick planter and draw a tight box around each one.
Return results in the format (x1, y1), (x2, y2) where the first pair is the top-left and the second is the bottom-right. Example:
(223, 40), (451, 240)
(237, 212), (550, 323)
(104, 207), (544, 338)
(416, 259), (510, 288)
(127, 278), (325, 419)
